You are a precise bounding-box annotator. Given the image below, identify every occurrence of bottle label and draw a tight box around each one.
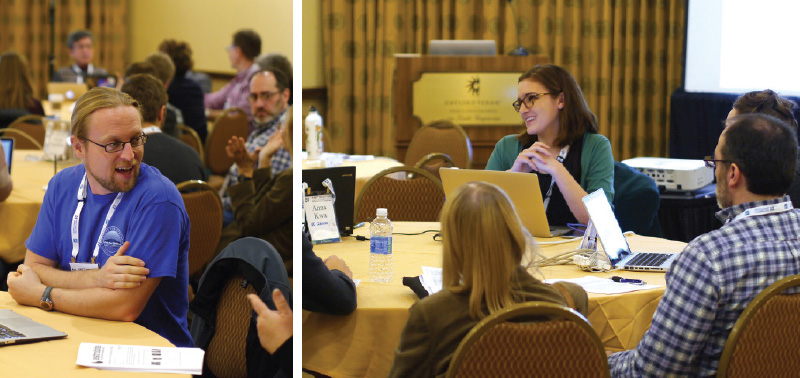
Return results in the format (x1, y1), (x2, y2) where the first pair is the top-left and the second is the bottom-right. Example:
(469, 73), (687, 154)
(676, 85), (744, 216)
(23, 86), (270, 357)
(370, 236), (392, 255)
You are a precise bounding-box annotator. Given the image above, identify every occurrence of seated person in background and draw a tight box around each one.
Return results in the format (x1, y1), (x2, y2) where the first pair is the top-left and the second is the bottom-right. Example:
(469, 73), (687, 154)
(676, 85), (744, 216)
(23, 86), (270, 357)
(0, 50), (45, 126)
(728, 89), (800, 208)
(213, 114), (292, 275)
(6, 87), (193, 348)
(219, 69), (291, 225)
(52, 30), (108, 84)
(256, 53), (293, 106)
(485, 64), (614, 225)
(144, 52), (186, 138)
(120, 74), (205, 185)
(0, 141), (11, 201)
(158, 39), (209, 143)
(608, 114), (800, 376)
(389, 181), (588, 377)
(204, 29), (262, 121)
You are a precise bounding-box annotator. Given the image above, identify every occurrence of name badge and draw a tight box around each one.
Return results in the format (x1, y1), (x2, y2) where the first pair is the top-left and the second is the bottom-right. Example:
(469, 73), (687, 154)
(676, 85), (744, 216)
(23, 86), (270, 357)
(304, 194), (341, 244)
(70, 262), (99, 271)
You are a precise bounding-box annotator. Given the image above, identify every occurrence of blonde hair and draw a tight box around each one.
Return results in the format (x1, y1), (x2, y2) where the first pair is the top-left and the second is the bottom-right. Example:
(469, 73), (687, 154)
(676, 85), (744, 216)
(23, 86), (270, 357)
(71, 87), (141, 139)
(0, 51), (35, 109)
(441, 181), (532, 320)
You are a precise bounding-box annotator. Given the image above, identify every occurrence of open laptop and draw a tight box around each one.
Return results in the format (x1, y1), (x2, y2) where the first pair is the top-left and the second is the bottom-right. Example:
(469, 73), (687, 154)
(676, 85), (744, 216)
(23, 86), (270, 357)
(582, 188), (678, 272)
(1, 137), (13, 174)
(428, 40), (496, 56)
(46, 82), (89, 101)
(0, 309), (67, 345)
(302, 166), (357, 236)
(439, 168), (570, 238)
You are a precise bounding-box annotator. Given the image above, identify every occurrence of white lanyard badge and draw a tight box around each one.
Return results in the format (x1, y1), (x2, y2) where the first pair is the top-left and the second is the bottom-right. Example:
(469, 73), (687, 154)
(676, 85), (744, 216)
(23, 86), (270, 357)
(730, 200), (793, 223)
(70, 174), (124, 270)
(142, 126), (161, 135)
(542, 145), (570, 211)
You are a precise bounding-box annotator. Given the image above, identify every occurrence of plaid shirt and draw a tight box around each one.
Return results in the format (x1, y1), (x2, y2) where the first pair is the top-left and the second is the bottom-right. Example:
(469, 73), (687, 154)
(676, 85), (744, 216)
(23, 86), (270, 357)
(608, 195), (800, 377)
(220, 110), (291, 211)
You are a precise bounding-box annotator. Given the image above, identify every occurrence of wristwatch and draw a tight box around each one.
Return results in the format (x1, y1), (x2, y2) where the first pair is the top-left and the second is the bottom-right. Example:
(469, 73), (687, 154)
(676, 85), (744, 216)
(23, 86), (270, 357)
(40, 287), (54, 311)
(237, 174), (253, 183)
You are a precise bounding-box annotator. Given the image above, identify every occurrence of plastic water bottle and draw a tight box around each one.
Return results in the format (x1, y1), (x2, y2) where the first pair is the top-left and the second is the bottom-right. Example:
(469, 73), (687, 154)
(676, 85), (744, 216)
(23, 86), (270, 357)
(369, 208), (393, 283)
(305, 106), (323, 160)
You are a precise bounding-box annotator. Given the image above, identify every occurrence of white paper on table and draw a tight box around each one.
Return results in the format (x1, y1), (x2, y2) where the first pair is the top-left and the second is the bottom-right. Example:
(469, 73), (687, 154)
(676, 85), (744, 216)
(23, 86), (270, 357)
(76, 343), (204, 375)
(543, 276), (661, 294)
(420, 266), (443, 294)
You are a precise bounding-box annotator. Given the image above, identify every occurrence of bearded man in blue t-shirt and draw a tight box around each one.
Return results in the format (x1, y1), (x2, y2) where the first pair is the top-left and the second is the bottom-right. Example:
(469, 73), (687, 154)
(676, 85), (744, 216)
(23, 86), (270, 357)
(7, 87), (192, 347)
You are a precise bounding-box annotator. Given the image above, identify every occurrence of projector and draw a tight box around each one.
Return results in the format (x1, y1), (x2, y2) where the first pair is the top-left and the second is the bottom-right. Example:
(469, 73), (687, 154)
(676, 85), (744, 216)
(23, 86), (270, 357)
(622, 157), (714, 191)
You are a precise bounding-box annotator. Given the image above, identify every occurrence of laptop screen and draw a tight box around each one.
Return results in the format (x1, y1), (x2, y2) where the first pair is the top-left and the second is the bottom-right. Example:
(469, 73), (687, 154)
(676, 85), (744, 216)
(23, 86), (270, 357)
(1, 138), (12, 174)
(582, 188), (632, 265)
(302, 166), (356, 235)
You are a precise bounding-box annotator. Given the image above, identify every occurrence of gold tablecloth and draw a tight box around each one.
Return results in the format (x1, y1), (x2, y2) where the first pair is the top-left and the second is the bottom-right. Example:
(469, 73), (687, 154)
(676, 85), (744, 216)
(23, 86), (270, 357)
(0, 150), (79, 263)
(0, 291), (189, 377)
(302, 222), (686, 378)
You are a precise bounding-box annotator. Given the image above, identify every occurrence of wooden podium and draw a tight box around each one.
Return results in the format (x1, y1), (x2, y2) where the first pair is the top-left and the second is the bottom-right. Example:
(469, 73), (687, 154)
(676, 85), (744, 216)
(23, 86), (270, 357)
(393, 55), (549, 169)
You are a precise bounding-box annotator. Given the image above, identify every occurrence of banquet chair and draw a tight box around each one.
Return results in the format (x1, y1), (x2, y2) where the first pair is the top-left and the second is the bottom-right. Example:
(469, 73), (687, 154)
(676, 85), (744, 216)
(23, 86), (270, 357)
(354, 166), (445, 223)
(177, 124), (205, 162)
(177, 180), (223, 290)
(0, 128), (43, 150)
(204, 274), (256, 378)
(613, 161), (662, 237)
(405, 120), (473, 169)
(8, 114), (45, 146)
(413, 152), (455, 182)
(446, 301), (610, 378)
(716, 274), (800, 378)
(205, 107), (249, 190)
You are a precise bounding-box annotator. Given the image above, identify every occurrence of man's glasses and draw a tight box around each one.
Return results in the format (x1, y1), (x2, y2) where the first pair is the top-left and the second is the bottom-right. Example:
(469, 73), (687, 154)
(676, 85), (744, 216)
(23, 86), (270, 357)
(512, 92), (555, 112)
(249, 91), (280, 103)
(84, 134), (147, 153)
(703, 156), (730, 169)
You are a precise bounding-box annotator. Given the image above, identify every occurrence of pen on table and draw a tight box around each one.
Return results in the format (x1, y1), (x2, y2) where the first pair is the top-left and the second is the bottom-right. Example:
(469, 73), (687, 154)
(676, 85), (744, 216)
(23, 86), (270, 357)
(610, 276), (646, 285)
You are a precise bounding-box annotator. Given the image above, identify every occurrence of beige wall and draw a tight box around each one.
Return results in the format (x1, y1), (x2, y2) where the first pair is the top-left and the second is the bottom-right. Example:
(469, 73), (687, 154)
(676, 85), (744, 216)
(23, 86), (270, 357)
(302, 0), (324, 88)
(128, 0), (293, 74)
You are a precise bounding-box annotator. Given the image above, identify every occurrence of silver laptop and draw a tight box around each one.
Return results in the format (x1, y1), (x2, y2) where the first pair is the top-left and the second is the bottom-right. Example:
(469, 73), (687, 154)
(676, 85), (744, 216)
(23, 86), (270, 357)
(1, 137), (12, 174)
(582, 188), (678, 272)
(428, 40), (496, 56)
(439, 168), (570, 238)
(0, 309), (67, 345)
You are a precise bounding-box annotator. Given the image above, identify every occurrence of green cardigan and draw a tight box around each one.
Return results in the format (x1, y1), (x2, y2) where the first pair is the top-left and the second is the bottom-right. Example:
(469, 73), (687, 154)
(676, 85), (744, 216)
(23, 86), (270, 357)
(485, 132), (615, 204)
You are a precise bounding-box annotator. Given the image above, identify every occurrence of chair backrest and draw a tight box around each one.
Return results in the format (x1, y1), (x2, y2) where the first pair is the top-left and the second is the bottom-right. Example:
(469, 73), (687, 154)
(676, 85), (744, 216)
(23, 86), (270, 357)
(613, 161), (662, 237)
(0, 128), (43, 150)
(8, 114), (45, 147)
(405, 121), (473, 169)
(717, 274), (800, 378)
(177, 124), (204, 163)
(177, 180), (223, 283)
(354, 165), (445, 223)
(447, 301), (610, 378)
(413, 152), (455, 182)
(205, 274), (257, 378)
(205, 107), (249, 175)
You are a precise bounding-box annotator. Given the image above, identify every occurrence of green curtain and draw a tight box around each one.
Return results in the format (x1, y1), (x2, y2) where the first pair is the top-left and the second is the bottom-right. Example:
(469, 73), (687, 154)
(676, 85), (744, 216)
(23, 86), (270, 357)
(323, 0), (685, 160)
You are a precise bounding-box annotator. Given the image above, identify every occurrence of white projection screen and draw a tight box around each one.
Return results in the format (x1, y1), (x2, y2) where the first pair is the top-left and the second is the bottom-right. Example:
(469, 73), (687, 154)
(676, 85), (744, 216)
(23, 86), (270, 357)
(685, 0), (800, 96)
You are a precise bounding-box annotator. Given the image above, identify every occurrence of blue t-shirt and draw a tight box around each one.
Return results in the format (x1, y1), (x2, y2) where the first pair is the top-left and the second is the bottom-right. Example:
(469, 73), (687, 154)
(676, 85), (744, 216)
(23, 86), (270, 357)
(26, 163), (193, 347)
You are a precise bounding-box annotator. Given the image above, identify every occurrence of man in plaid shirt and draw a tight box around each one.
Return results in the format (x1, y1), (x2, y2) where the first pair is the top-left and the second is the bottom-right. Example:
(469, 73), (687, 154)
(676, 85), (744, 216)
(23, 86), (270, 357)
(608, 113), (800, 377)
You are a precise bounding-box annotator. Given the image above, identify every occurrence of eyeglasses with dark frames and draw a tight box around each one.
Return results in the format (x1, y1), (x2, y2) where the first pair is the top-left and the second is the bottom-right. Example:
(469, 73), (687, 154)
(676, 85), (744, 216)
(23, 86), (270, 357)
(83, 134), (148, 153)
(512, 92), (555, 112)
(703, 156), (731, 169)
(248, 91), (280, 103)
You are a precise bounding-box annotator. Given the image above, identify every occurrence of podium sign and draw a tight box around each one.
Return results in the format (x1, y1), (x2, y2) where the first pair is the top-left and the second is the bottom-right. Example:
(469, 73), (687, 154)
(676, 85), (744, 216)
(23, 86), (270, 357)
(412, 72), (520, 126)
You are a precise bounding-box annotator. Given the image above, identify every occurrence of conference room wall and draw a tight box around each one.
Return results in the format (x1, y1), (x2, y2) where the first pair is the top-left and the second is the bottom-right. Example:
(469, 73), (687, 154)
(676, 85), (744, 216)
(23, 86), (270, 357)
(128, 0), (293, 91)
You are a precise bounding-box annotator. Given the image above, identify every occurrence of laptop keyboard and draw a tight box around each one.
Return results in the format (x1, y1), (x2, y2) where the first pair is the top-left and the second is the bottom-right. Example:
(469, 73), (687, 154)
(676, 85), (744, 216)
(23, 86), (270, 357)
(0, 323), (25, 339)
(627, 253), (670, 267)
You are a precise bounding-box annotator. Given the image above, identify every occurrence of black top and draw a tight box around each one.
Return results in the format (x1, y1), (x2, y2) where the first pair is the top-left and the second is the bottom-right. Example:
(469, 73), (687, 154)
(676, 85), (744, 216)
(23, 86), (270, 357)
(302, 232), (358, 315)
(142, 132), (206, 185)
(523, 135), (585, 227)
(167, 76), (208, 143)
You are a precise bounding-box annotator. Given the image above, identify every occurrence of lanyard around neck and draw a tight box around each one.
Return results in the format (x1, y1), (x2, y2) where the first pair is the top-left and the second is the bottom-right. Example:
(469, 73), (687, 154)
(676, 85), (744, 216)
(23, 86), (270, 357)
(730, 200), (794, 223)
(71, 173), (125, 263)
(142, 126), (161, 134)
(542, 145), (570, 211)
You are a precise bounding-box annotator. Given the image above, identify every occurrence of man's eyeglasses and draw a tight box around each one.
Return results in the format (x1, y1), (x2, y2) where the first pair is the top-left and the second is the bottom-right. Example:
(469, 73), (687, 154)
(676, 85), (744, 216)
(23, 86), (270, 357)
(249, 91), (280, 103)
(83, 134), (147, 153)
(512, 92), (555, 112)
(703, 156), (730, 169)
